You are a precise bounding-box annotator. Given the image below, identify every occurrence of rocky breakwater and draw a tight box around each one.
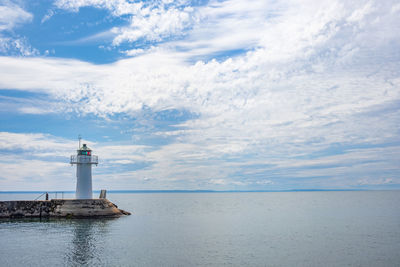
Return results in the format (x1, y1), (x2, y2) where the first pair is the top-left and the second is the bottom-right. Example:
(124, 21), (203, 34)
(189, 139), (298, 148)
(0, 199), (130, 218)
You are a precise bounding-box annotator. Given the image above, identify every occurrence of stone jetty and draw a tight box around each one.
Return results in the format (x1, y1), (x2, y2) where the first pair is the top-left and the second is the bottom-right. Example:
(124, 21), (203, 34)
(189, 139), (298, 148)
(0, 199), (131, 218)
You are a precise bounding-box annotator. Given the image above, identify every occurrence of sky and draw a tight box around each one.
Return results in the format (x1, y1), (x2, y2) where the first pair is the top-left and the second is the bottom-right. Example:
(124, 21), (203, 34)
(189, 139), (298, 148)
(0, 0), (399, 191)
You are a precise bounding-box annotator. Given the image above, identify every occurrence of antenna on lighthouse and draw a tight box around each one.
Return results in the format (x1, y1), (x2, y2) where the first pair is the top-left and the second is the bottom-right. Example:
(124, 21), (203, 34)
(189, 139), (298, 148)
(78, 134), (81, 149)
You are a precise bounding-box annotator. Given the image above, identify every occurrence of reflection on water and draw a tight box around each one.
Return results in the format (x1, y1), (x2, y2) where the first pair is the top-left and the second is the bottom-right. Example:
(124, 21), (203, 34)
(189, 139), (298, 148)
(69, 221), (96, 265)
(0, 217), (116, 266)
(65, 219), (114, 266)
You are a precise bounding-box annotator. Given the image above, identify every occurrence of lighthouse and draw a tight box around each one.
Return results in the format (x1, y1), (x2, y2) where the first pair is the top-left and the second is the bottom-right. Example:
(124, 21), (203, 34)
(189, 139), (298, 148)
(70, 141), (98, 199)
(0, 138), (130, 218)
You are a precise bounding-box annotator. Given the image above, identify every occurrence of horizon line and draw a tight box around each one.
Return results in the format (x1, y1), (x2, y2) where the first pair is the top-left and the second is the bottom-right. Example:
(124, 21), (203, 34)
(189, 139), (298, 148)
(1, 188), (398, 194)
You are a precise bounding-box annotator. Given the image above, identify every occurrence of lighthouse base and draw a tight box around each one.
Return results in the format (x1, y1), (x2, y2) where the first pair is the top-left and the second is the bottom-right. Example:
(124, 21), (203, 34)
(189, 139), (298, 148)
(0, 199), (130, 218)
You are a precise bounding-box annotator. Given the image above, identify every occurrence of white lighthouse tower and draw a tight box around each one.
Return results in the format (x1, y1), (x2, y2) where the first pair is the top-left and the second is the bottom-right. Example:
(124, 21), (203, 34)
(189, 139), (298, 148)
(70, 139), (98, 199)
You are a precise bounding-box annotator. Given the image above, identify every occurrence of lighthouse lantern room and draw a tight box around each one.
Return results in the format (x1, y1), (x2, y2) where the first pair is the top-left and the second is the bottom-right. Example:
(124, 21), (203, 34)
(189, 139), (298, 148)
(70, 141), (98, 199)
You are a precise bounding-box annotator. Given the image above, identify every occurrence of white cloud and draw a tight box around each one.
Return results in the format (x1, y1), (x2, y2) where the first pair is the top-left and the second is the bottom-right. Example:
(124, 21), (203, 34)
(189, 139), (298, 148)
(357, 178), (396, 186)
(0, 1), (33, 31)
(0, 132), (75, 190)
(0, 158), (72, 191)
(54, 0), (143, 15)
(347, 1), (374, 23)
(111, 5), (193, 45)
(1, 0), (399, 125)
(123, 48), (146, 56)
(391, 3), (400, 14)
(0, 93), (61, 114)
(0, 0), (399, 189)
(55, 0), (194, 46)
(53, 0), (387, 62)
(41, 9), (55, 24)
(209, 179), (227, 185)
(0, 130), (398, 190)
(0, 36), (39, 56)
(0, 132), (74, 154)
(255, 180), (274, 185)
(0, 1), (38, 56)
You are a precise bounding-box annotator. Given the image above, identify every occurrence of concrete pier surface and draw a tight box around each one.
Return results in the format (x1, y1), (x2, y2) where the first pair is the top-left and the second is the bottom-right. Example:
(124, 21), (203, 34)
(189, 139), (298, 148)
(0, 199), (131, 218)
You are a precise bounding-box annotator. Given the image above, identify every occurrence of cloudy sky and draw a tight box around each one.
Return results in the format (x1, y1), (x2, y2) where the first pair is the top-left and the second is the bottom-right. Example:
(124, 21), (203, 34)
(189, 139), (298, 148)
(0, 0), (399, 191)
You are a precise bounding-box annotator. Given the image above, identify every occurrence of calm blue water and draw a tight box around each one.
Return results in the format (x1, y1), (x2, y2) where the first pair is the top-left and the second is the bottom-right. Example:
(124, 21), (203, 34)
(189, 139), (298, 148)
(0, 191), (399, 266)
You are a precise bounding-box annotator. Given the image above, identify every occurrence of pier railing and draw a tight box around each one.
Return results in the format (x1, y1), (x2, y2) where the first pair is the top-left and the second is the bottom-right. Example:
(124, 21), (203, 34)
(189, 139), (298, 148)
(34, 191), (67, 200)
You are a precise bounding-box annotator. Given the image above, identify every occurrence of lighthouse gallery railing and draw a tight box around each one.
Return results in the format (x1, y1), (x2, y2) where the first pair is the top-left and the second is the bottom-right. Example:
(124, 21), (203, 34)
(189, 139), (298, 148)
(70, 155), (98, 165)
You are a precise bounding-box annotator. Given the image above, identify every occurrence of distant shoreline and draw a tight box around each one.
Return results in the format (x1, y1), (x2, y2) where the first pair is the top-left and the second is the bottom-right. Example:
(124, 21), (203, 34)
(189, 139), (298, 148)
(1, 189), (397, 194)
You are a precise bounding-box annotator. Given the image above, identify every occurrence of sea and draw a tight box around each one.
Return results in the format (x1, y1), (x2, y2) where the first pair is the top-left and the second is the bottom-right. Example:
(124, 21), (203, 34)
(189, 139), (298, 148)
(0, 191), (399, 266)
